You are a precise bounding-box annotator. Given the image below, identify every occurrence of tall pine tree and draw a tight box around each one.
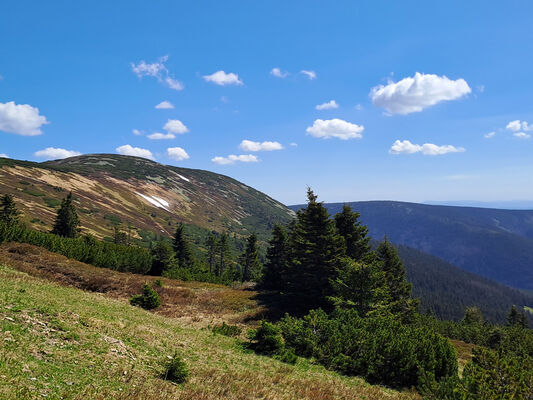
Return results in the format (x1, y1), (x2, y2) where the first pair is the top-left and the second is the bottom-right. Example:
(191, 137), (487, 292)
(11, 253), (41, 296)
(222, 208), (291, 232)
(334, 204), (371, 262)
(287, 188), (345, 310)
(173, 223), (193, 269)
(205, 232), (217, 274)
(217, 232), (231, 276)
(261, 224), (288, 290)
(0, 194), (20, 225)
(506, 305), (528, 328)
(51, 192), (80, 238)
(239, 233), (262, 282)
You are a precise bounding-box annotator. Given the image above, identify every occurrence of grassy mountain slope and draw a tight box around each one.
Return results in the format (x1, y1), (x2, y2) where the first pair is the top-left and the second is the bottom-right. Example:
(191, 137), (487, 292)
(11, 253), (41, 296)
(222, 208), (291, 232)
(290, 201), (533, 290)
(0, 154), (294, 241)
(0, 243), (418, 400)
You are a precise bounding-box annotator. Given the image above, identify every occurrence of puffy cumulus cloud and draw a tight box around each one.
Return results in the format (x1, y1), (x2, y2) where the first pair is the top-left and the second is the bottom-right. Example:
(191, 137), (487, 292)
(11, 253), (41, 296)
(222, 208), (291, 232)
(0, 101), (49, 136)
(315, 100), (339, 110)
(34, 147), (81, 160)
(211, 154), (258, 165)
(513, 132), (531, 139)
(484, 131), (496, 139)
(306, 118), (364, 140)
(506, 120), (533, 132)
(270, 68), (289, 78)
(116, 144), (154, 160)
(163, 119), (188, 134)
(155, 101), (174, 109)
(370, 72), (471, 115)
(300, 70), (317, 80)
(147, 132), (175, 140)
(389, 140), (465, 155)
(203, 70), (243, 86)
(130, 55), (184, 91)
(132, 129), (143, 136)
(167, 147), (189, 161)
(0, 153), (9, 158)
(239, 140), (283, 152)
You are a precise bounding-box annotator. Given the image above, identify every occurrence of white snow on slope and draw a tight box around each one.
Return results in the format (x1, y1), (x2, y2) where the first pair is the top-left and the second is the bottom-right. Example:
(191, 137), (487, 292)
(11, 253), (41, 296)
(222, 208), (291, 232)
(136, 192), (170, 210)
(177, 174), (190, 182)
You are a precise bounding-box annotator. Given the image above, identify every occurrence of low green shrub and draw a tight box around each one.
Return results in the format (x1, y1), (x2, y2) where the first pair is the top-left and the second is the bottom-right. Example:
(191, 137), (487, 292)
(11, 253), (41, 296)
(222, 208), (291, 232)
(163, 353), (189, 384)
(211, 322), (242, 337)
(130, 284), (161, 310)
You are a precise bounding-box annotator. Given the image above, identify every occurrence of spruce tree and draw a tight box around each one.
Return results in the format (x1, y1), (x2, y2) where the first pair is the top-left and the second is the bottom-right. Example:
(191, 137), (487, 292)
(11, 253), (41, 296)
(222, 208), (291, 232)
(150, 240), (176, 276)
(262, 224), (288, 290)
(51, 192), (80, 238)
(506, 305), (528, 328)
(239, 233), (262, 282)
(287, 188), (345, 310)
(217, 232), (231, 276)
(173, 223), (193, 269)
(334, 204), (371, 262)
(205, 232), (217, 274)
(376, 238), (418, 317)
(0, 194), (20, 225)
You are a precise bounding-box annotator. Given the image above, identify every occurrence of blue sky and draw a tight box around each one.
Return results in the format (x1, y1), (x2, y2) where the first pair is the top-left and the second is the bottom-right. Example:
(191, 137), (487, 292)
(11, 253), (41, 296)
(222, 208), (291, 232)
(1, 1), (533, 205)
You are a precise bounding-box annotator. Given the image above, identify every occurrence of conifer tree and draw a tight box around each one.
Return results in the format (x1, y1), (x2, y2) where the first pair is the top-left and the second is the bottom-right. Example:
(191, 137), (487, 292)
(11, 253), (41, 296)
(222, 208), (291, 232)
(287, 188), (345, 309)
(462, 306), (484, 325)
(173, 223), (193, 269)
(217, 232), (231, 276)
(239, 233), (262, 282)
(262, 224), (288, 290)
(113, 226), (128, 245)
(0, 194), (20, 225)
(506, 305), (528, 328)
(205, 232), (217, 274)
(51, 192), (80, 238)
(150, 240), (176, 276)
(334, 204), (371, 262)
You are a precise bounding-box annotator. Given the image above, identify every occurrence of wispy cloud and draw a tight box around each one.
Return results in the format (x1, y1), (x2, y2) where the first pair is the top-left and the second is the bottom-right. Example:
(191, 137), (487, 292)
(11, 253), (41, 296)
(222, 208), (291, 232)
(389, 140), (465, 155)
(315, 100), (339, 110)
(270, 68), (289, 78)
(211, 154), (258, 165)
(147, 132), (175, 140)
(155, 101), (174, 109)
(239, 140), (283, 152)
(484, 131), (496, 139)
(300, 70), (317, 80)
(513, 132), (531, 139)
(130, 55), (184, 91)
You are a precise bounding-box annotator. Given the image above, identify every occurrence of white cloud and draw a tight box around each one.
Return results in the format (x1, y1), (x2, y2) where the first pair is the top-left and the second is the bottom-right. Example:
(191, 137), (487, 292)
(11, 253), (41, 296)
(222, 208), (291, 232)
(300, 70), (317, 80)
(0, 101), (49, 136)
(130, 55), (184, 91)
(506, 120), (533, 132)
(116, 144), (154, 160)
(203, 70), (243, 86)
(34, 147), (81, 160)
(167, 147), (190, 161)
(163, 119), (188, 134)
(155, 101), (174, 109)
(290, 142), (298, 147)
(513, 132), (531, 139)
(239, 140), (284, 152)
(484, 131), (496, 139)
(355, 104), (363, 111)
(147, 132), (176, 140)
(211, 154), (258, 165)
(370, 72), (471, 115)
(132, 129), (143, 136)
(0, 153), (8, 158)
(315, 100), (339, 110)
(389, 140), (465, 155)
(270, 68), (289, 78)
(306, 118), (364, 140)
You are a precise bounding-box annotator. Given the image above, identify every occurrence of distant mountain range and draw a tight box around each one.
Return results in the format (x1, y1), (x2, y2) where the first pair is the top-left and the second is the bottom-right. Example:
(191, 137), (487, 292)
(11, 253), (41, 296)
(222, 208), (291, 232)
(424, 200), (533, 210)
(290, 201), (533, 291)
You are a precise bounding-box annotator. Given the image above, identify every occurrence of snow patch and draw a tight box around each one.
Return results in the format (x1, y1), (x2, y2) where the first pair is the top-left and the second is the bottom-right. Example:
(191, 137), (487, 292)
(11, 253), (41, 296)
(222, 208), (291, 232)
(177, 174), (190, 182)
(136, 192), (170, 210)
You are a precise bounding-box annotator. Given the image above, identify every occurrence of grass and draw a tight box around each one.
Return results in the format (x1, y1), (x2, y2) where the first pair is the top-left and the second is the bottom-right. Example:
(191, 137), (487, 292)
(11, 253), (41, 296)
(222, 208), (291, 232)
(0, 259), (420, 399)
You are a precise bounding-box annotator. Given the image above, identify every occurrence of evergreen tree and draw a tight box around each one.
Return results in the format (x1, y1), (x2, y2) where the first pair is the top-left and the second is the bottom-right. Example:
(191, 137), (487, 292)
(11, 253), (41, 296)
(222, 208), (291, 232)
(150, 240), (176, 276)
(376, 238), (418, 317)
(205, 232), (217, 273)
(113, 226), (128, 245)
(216, 232), (231, 276)
(172, 223), (193, 269)
(462, 306), (485, 325)
(239, 233), (262, 282)
(334, 204), (370, 262)
(51, 192), (80, 238)
(0, 194), (20, 225)
(262, 224), (289, 290)
(506, 305), (528, 328)
(287, 188), (345, 310)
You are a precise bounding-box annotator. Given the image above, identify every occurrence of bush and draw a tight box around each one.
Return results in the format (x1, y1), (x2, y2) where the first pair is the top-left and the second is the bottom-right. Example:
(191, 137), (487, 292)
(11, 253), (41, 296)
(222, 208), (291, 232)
(163, 353), (189, 384)
(153, 279), (163, 287)
(250, 321), (284, 355)
(130, 284), (161, 310)
(211, 322), (242, 337)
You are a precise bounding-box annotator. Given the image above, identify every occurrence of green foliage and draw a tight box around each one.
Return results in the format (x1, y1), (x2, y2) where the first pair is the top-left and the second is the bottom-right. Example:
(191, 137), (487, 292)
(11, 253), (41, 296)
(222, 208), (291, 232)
(211, 322), (242, 337)
(279, 309), (457, 390)
(216, 233), (231, 276)
(163, 353), (189, 384)
(239, 233), (262, 282)
(150, 240), (177, 275)
(261, 224), (288, 289)
(334, 204), (370, 262)
(153, 279), (163, 287)
(130, 284), (161, 310)
(250, 321), (284, 355)
(173, 223), (193, 269)
(43, 197), (61, 208)
(51, 192), (80, 238)
(0, 194), (20, 225)
(506, 305), (528, 328)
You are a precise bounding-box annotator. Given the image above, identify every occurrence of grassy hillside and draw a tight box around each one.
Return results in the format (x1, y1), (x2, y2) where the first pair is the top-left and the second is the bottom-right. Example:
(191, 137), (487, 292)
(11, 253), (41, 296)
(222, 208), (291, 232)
(0, 243), (419, 400)
(0, 154), (294, 241)
(290, 201), (533, 290)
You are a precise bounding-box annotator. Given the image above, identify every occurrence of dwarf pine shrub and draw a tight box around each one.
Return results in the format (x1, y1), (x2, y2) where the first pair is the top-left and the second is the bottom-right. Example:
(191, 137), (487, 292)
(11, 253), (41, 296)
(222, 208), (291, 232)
(130, 284), (161, 310)
(163, 353), (189, 384)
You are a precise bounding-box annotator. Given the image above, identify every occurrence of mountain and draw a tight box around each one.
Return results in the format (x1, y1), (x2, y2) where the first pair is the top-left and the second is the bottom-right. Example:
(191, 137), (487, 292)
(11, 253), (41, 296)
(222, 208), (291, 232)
(290, 201), (533, 291)
(0, 154), (294, 241)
